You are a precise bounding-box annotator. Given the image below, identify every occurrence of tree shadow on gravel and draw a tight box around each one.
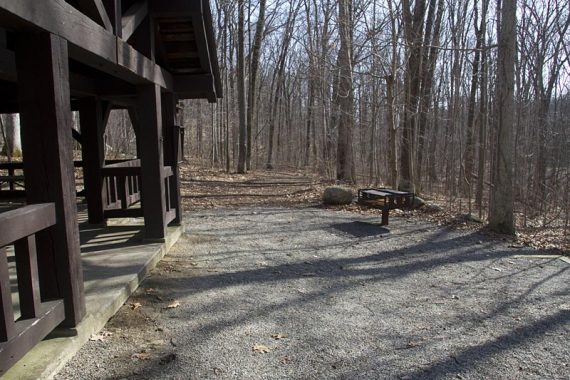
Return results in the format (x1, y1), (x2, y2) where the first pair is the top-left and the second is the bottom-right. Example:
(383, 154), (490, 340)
(329, 221), (390, 238)
(80, 205), (567, 377)
(101, 225), (569, 379)
(395, 308), (570, 379)
(144, 230), (563, 331)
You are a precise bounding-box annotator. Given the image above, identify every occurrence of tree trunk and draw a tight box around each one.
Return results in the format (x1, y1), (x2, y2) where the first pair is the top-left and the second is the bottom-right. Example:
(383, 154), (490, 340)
(236, 0), (247, 173)
(246, 0), (267, 170)
(335, 0), (355, 183)
(489, 0), (516, 234)
(1, 114), (22, 158)
(399, 0), (427, 192)
(462, 1), (486, 209)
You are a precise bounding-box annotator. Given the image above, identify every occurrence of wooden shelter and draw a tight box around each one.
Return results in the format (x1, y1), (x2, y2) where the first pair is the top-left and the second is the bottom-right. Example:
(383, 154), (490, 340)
(0, 0), (221, 372)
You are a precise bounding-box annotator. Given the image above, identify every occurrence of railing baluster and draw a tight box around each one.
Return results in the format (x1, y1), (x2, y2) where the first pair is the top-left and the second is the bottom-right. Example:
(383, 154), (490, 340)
(118, 175), (128, 210)
(8, 168), (15, 191)
(14, 236), (42, 319)
(0, 247), (16, 342)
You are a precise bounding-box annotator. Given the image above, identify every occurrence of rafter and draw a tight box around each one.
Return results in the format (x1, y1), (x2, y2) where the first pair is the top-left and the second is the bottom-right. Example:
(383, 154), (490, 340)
(77, 0), (113, 32)
(0, 0), (172, 90)
(122, 1), (148, 41)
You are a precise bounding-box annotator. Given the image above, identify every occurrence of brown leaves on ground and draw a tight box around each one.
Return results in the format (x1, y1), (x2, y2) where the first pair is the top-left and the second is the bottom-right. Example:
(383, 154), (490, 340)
(132, 352), (152, 361)
(89, 330), (113, 342)
(271, 333), (289, 340)
(252, 344), (272, 353)
(165, 300), (181, 309)
(180, 164), (328, 210)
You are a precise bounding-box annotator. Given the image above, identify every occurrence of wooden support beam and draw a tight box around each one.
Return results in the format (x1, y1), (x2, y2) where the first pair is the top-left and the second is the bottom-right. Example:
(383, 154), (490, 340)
(135, 84), (166, 240)
(0, 46), (15, 82)
(15, 33), (86, 327)
(127, 107), (142, 157)
(79, 98), (110, 225)
(14, 235), (42, 319)
(122, 1), (148, 41)
(0, 247), (15, 342)
(72, 128), (83, 144)
(173, 74), (217, 102)
(77, 0), (113, 32)
(0, 0), (172, 89)
(0, 0), (116, 62)
(103, 0), (122, 37)
(161, 92), (182, 225)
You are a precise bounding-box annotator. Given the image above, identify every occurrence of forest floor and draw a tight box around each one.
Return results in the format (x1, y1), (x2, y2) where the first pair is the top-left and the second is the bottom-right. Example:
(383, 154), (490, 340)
(177, 165), (569, 253)
(55, 165), (570, 380)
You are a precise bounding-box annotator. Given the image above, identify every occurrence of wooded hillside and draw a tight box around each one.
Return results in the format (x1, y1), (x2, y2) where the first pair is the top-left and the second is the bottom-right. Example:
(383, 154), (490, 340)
(178, 0), (569, 234)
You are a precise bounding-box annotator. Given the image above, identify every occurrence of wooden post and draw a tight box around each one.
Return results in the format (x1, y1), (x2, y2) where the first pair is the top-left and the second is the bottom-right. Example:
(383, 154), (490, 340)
(15, 33), (86, 327)
(103, 0), (122, 38)
(79, 98), (110, 225)
(162, 92), (183, 225)
(136, 84), (167, 240)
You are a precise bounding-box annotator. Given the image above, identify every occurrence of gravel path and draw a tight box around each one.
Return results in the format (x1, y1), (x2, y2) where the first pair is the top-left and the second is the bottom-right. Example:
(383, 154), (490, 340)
(57, 207), (570, 380)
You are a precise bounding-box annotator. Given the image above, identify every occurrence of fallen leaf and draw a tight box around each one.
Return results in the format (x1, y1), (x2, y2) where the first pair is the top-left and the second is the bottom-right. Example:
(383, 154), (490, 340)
(280, 356), (292, 364)
(90, 331), (113, 342)
(213, 367), (224, 375)
(271, 333), (289, 340)
(253, 344), (271, 353)
(166, 300), (180, 309)
(130, 302), (142, 310)
(132, 352), (151, 361)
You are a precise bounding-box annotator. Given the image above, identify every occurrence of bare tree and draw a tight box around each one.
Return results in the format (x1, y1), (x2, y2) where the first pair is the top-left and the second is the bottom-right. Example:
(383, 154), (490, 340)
(489, 0), (517, 234)
(334, 0), (355, 182)
(246, 0), (267, 170)
(237, 0), (247, 173)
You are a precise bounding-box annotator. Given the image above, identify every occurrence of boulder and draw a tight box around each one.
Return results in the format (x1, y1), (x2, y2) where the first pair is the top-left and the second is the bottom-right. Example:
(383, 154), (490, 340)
(412, 196), (426, 209)
(323, 186), (354, 205)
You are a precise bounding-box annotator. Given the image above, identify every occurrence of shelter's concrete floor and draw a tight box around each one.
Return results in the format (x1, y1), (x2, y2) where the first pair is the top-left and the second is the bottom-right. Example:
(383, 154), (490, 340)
(3, 212), (181, 380)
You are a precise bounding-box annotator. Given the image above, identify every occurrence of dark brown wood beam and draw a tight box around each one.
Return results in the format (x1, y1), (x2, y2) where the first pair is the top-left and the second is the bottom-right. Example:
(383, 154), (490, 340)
(103, 0), (122, 37)
(149, 0), (203, 14)
(135, 84), (167, 241)
(79, 98), (109, 225)
(161, 92), (182, 225)
(0, 46), (15, 81)
(15, 32), (86, 327)
(0, 0), (172, 89)
(173, 74), (216, 102)
(77, 0), (113, 32)
(122, 1), (148, 41)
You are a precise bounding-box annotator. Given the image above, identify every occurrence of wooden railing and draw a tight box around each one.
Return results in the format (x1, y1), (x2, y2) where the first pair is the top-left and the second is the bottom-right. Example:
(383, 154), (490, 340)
(0, 204), (65, 374)
(0, 160), (138, 201)
(101, 159), (143, 219)
(1, 159), (177, 224)
(163, 166), (176, 225)
(101, 161), (176, 225)
(0, 162), (25, 198)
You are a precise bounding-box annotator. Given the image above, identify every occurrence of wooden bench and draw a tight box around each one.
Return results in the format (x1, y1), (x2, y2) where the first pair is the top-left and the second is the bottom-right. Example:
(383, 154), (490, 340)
(358, 188), (414, 225)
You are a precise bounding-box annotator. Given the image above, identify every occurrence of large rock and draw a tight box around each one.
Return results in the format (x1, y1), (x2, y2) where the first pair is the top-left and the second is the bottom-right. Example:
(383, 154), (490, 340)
(323, 186), (354, 205)
(412, 196), (426, 209)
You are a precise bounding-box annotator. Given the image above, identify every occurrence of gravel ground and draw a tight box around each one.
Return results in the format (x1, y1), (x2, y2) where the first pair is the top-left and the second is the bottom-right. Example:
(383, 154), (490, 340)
(56, 207), (570, 380)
